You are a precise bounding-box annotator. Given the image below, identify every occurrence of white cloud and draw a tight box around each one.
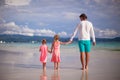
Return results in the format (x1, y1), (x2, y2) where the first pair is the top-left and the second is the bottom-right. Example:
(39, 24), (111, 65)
(0, 22), (57, 37)
(95, 28), (119, 38)
(0, 22), (70, 37)
(0, 22), (20, 33)
(2, 22), (119, 38)
(35, 29), (56, 37)
(5, 0), (31, 6)
(0, 22), (34, 36)
(58, 31), (67, 37)
(20, 26), (34, 36)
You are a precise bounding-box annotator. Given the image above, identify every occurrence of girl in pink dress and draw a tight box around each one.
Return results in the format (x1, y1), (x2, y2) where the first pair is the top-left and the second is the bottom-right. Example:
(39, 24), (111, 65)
(51, 35), (69, 70)
(39, 39), (50, 71)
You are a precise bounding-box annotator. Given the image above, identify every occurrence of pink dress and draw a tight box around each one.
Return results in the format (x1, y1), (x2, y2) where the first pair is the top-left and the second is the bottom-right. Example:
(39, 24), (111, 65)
(40, 44), (48, 63)
(51, 41), (61, 62)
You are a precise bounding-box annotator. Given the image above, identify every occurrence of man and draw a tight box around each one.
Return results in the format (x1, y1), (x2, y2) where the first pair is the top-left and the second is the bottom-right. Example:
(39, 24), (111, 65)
(70, 13), (96, 70)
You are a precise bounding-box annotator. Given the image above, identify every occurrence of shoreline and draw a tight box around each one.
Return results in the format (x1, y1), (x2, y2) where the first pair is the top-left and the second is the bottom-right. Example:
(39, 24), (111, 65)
(0, 43), (120, 80)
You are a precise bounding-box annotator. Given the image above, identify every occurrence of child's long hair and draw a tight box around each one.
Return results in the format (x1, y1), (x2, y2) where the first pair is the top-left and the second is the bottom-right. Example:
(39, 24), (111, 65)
(54, 34), (59, 41)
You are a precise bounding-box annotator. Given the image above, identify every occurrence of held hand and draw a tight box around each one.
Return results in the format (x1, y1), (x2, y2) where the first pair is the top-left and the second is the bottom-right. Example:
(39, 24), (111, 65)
(92, 42), (96, 46)
(48, 50), (52, 53)
(66, 41), (72, 44)
(61, 41), (72, 45)
(69, 41), (72, 44)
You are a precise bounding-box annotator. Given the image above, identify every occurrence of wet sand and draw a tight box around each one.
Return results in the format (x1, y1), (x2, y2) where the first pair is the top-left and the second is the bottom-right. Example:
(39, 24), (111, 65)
(0, 45), (120, 80)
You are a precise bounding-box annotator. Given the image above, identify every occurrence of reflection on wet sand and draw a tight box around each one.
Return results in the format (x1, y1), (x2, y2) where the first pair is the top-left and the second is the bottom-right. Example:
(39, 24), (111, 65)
(80, 70), (88, 80)
(40, 71), (47, 80)
(51, 70), (60, 80)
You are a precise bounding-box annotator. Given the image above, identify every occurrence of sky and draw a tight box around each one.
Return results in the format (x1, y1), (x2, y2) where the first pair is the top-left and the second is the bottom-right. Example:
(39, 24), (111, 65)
(0, 0), (120, 38)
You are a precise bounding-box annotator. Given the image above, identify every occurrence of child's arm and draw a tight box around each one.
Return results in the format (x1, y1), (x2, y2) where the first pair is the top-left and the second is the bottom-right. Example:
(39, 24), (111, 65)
(47, 47), (52, 53)
(39, 46), (41, 52)
(60, 41), (72, 45)
(50, 42), (54, 53)
(66, 41), (72, 44)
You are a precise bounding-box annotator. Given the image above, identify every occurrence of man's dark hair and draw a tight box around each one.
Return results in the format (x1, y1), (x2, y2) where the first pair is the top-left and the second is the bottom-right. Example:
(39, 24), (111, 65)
(79, 13), (87, 20)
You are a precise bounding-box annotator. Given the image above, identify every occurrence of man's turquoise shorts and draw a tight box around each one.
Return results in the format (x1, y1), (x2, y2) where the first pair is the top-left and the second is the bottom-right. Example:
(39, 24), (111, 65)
(78, 40), (91, 52)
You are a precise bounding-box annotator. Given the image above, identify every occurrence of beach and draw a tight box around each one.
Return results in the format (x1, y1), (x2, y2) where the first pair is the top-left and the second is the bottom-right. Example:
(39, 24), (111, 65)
(0, 43), (120, 80)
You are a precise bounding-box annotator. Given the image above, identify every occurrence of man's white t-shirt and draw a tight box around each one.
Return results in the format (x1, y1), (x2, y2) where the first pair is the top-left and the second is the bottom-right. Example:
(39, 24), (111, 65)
(70, 20), (96, 42)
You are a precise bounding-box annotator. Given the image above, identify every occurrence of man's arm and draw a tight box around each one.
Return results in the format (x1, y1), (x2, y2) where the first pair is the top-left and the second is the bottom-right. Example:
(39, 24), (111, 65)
(90, 24), (96, 46)
(70, 24), (79, 41)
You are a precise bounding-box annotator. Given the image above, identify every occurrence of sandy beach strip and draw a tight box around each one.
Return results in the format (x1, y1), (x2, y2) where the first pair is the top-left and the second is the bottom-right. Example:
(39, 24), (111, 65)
(0, 46), (120, 80)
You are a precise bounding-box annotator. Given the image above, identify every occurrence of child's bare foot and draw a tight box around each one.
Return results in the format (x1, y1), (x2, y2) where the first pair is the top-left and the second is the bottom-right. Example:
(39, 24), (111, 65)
(54, 67), (58, 70)
(56, 67), (60, 70)
(54, 67), (59, 70)
(85, 65), (88, 70)
(81, 65), (85, 70)
(81, 67), (85, 70)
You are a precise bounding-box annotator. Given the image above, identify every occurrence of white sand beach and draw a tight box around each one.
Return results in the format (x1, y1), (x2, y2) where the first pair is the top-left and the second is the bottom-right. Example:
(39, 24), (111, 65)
(0, 43), (120, 80)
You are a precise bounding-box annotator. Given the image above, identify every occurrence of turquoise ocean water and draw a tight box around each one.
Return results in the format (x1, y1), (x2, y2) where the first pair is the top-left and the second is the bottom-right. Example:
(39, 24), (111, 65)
(0, 41), (120, 51)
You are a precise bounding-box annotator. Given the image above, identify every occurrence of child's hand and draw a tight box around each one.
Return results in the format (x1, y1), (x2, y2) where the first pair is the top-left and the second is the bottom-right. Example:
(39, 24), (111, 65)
(50, 51), (52, 54)
(61, 41), (72, 45)
(66, 41), (72, 44)
(48, 50), (52, 54)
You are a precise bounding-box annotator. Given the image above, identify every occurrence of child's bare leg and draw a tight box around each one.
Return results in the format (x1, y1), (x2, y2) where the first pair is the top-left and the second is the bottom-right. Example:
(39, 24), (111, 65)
(85, 52), (90, 70)
(54, 62), (57, 70)
(56, 62), (59, 70)
(43, 63), (46, 71)
(80, 52), (85, 70)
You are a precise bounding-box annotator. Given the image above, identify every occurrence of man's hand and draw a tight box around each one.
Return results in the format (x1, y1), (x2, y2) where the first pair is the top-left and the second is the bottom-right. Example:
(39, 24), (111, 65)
(93, 42), (96, 46)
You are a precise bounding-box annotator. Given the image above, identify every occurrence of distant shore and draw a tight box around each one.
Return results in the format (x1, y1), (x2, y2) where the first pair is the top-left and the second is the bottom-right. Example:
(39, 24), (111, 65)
(0, 34), (120, 43)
